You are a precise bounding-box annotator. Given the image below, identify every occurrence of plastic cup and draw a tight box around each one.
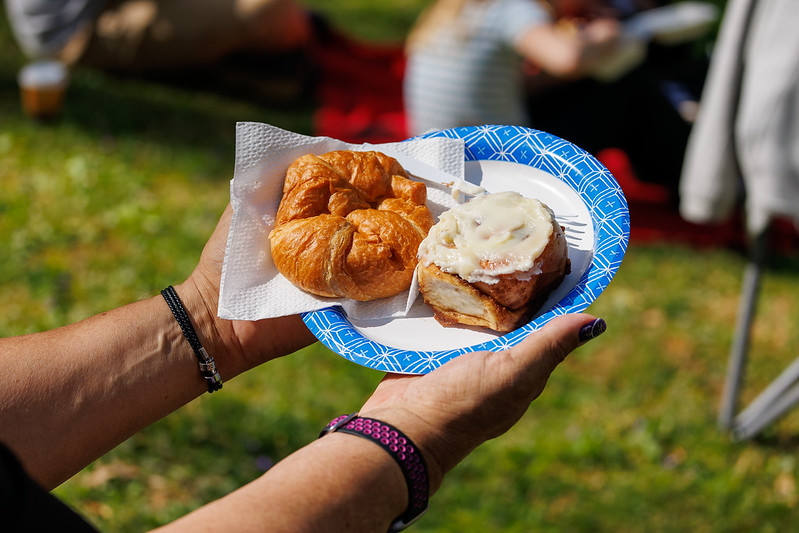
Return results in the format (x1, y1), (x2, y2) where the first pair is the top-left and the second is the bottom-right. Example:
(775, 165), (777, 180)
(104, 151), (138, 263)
(18, 60), (69, 119)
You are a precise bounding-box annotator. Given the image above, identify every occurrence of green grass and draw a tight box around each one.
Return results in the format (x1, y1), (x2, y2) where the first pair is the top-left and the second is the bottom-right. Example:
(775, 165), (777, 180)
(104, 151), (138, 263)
(3, 2), (799, 532)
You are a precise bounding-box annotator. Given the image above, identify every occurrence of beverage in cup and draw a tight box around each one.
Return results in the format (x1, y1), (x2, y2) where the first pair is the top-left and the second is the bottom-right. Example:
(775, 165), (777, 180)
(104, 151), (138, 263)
(18, 60), (69, 120)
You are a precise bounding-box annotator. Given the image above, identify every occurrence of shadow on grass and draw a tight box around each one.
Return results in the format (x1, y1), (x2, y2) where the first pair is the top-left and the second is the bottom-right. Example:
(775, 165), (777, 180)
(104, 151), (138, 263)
(748, 428), (799, 452)
(0, 57), (316, 178)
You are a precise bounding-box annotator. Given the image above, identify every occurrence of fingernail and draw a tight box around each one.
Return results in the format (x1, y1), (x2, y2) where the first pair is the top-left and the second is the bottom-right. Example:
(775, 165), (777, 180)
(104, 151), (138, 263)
(579, 318), (607, 344)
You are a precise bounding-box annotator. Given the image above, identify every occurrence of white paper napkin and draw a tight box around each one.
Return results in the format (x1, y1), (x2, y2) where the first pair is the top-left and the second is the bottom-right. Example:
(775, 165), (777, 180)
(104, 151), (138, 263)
(217, 122), (465, 321)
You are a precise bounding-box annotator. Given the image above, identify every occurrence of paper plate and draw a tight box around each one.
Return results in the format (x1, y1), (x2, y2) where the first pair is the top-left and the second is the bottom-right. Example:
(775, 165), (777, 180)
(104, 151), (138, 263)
(302, 125), (630, 374)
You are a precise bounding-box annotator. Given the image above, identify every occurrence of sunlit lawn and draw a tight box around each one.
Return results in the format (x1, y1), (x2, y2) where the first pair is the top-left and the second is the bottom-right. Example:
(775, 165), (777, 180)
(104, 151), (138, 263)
(2, 1), (799, 531)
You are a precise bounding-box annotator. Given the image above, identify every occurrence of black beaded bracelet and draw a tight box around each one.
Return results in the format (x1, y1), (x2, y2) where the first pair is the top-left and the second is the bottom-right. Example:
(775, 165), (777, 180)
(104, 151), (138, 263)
(161, 285), (222, 393)
(320, 413), (429, 532)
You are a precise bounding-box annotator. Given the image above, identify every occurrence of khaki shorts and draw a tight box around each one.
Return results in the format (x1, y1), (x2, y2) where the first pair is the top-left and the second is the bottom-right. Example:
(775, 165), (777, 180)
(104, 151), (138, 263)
(64, 0), (309, 71)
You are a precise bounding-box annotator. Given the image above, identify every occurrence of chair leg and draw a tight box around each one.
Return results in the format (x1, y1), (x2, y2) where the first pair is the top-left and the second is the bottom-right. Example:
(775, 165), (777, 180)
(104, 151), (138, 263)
(718, 230), (767, 429)
(718, 225), (799, 440)
(733, 359), (799, 440)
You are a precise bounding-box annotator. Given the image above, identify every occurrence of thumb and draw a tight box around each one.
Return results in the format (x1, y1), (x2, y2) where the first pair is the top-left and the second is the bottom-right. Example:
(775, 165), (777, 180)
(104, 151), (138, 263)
(508, 314), (606, 376)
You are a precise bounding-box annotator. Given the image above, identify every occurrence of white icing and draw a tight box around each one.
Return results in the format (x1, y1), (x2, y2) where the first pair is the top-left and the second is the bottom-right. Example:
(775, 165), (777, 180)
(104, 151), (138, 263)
(418, 191), (554, 284)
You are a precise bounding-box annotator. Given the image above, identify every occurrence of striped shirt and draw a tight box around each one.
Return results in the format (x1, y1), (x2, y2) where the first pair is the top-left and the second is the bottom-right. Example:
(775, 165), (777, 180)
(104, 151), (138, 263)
(404, 0), (551, 136)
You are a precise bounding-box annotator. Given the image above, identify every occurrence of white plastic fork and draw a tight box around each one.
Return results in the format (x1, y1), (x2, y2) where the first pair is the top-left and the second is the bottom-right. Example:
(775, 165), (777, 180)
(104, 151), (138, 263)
(555, 214), (587, 241)
(362, 144), (486, 203)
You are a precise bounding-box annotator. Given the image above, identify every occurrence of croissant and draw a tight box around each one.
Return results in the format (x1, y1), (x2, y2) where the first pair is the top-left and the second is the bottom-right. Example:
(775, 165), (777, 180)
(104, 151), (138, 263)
(269, 150), (435, 301)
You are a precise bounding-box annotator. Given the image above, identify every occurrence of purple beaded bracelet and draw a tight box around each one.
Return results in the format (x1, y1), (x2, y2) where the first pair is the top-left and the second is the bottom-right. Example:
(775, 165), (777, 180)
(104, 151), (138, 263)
(320, 413), (429, 532)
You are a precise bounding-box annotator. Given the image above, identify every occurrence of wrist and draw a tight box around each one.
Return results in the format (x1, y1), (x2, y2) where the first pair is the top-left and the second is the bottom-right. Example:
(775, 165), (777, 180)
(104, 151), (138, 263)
(171, 280), (247, 380)
(356, 408), (449, 496)
(320, 413), (432, 531)
(176, 275), (317, 378)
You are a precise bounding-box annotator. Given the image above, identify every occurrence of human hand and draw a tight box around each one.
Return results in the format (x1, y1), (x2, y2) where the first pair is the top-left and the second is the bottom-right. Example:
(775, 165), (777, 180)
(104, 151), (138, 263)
(358, 314), (606, 491)
(583, 17), (622, 44)
(181, 204), (317, 379)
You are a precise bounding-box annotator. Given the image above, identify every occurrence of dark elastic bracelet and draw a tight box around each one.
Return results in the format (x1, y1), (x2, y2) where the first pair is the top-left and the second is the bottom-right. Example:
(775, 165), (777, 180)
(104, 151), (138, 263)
(161, 285), (223, 393)
(320, 414), (429, 532)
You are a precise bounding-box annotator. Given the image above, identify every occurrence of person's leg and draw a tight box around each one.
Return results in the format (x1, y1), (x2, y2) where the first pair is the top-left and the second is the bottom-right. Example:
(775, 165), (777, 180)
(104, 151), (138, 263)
(74, 0), (312, 72)
(526, 76), (621, 156)
(527, 65), (693, 201)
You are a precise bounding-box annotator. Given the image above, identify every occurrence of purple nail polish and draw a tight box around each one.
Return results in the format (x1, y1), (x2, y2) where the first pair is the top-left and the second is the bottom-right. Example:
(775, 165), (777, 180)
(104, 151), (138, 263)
(579, 318), (606, 344)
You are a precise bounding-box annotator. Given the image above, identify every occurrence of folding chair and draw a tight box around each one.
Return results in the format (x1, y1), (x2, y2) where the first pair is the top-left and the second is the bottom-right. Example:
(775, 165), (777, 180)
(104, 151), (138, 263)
(718, 226), (799, 440)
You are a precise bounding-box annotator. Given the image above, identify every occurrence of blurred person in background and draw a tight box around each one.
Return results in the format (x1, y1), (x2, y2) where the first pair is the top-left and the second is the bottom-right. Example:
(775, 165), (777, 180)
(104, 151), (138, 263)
(4, 0), (321, 101)
(404, 0), (715, 202)
(526, 0), (712, 202)
(0, 203), (606, 532)
(403, 0), (622, 138)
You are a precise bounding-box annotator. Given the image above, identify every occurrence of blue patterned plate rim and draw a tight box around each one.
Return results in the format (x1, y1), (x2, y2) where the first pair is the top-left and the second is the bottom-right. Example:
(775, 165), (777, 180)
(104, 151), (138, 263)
(302, 125), (630, 374)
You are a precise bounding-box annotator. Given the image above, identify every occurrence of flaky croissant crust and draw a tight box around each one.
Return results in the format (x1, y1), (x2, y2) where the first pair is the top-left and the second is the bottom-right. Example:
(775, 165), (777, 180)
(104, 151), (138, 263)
(269, 150), (435, 301)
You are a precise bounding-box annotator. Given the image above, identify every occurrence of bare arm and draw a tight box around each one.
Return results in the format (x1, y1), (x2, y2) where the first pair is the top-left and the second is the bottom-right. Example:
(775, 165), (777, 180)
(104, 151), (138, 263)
(516, 18), (621, 77)
(1, 199), (608, 533)
(153, 432), (413, 533)
(154, 313), (604, 533)
(0, 205), (316, 489)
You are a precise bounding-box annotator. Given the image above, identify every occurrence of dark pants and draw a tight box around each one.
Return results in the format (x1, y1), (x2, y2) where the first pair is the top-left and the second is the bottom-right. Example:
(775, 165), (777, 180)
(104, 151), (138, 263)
(526, 43), (708, 202)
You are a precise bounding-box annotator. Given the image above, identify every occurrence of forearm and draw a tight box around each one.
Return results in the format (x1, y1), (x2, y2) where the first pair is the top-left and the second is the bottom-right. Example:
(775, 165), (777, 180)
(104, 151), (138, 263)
(154, 315), (599, 532)
(518, 20), (620, 77)
(155, 432), (425, 533)
(0, 282), (233, 488)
